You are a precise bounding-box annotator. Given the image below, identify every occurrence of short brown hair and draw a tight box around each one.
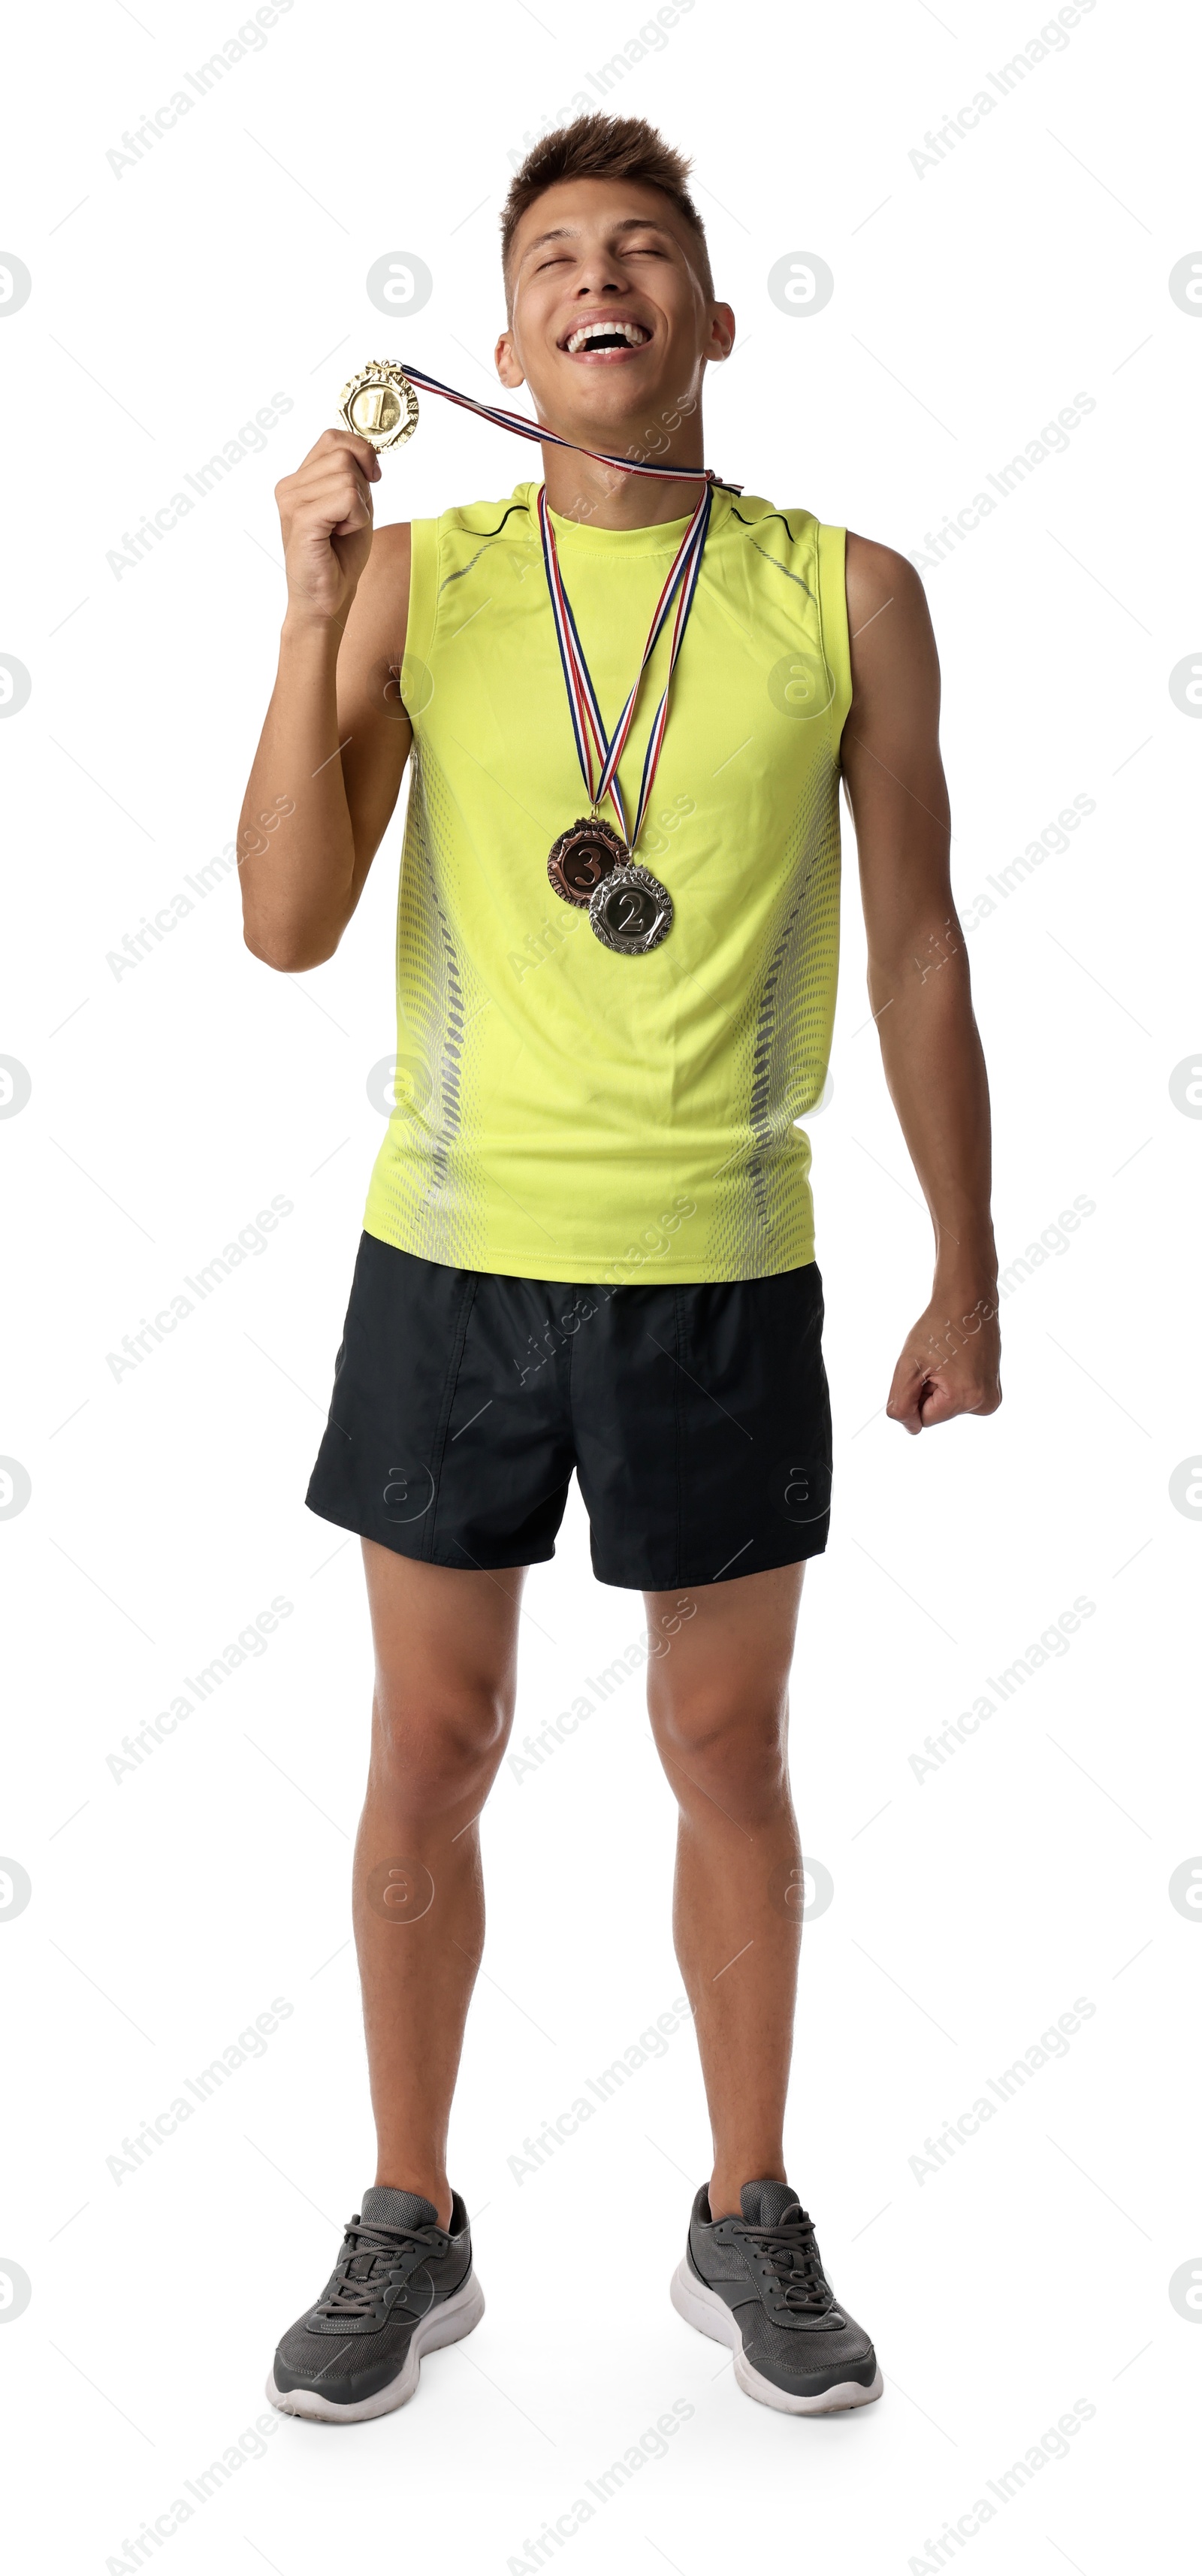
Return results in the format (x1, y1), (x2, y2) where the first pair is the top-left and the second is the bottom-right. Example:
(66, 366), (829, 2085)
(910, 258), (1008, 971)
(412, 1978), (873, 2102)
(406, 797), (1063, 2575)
(500, 114), (714, 302)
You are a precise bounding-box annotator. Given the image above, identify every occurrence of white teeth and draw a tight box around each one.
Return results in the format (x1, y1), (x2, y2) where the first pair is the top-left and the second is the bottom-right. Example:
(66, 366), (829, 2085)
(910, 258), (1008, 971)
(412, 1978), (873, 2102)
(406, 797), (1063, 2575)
(565, 320), (649, 353)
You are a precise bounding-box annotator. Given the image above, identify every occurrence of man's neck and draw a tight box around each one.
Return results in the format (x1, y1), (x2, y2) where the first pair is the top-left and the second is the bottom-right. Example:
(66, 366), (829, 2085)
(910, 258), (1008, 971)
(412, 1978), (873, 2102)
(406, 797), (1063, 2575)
(539, 417), (708, 530)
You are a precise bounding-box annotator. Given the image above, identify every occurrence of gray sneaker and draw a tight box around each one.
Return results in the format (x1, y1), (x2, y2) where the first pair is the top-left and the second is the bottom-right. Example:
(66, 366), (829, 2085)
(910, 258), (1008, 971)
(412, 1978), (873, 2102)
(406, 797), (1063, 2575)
(267, 2184), (484, 2423)
(671, 2181), (883, 2414)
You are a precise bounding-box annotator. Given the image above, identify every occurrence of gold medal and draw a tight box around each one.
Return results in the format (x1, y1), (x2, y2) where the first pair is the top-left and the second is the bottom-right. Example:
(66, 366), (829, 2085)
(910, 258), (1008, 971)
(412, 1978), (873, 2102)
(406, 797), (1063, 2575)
(337, 360), (419, 451)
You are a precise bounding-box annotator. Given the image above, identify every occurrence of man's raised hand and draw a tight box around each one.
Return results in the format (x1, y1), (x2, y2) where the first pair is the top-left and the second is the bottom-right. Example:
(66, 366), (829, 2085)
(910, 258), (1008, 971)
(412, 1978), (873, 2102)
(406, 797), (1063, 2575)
(273, 428), (381, 628)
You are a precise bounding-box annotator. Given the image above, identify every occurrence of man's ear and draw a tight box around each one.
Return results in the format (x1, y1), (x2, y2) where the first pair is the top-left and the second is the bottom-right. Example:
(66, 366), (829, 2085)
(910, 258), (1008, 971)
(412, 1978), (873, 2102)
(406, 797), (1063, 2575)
(495, 330), (525, 389)
(706, 303), (736, 364)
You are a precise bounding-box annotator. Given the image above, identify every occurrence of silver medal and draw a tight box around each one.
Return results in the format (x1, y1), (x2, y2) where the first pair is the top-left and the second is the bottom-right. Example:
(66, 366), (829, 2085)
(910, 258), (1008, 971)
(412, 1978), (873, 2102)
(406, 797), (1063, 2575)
(587, 863), (674, 956)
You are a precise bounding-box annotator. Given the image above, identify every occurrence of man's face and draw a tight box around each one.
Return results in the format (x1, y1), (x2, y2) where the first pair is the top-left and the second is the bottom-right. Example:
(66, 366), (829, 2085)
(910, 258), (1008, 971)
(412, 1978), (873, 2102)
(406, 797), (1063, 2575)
(497, 178), (734, 438)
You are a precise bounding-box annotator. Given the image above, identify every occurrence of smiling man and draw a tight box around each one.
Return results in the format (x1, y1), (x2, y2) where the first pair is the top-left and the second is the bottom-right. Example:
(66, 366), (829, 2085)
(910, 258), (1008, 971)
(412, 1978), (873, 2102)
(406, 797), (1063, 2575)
(239, 114), (1000, 2427)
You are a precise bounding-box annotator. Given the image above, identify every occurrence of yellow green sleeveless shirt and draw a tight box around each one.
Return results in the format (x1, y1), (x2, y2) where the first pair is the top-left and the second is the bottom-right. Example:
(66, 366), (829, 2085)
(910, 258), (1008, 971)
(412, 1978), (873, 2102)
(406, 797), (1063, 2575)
(364, 481), (851, 1285)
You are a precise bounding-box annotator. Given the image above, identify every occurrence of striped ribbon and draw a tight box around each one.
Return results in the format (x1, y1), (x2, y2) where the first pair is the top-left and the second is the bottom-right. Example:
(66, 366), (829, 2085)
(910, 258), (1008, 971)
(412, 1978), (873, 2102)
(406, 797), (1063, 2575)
(391, 358), (741, 494)
(536, 478), (713, 851)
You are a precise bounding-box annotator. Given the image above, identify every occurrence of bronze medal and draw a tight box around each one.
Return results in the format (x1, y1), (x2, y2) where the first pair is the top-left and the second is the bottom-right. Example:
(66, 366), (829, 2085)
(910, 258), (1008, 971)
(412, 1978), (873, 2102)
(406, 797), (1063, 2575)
(547, 815), (627, 906)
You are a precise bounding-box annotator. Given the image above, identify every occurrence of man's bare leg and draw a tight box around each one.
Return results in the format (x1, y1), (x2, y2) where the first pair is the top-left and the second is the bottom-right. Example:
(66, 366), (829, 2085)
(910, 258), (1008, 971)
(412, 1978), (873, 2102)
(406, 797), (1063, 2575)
(355, 1541), (527, 2228)
(644, 1563), (807, 2220)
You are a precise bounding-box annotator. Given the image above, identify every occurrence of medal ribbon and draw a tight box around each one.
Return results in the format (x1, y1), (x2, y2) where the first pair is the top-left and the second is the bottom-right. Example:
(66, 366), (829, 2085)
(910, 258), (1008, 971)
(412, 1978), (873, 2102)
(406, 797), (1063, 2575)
(388, 358), (741, 494)
(537, 480), (712, 852)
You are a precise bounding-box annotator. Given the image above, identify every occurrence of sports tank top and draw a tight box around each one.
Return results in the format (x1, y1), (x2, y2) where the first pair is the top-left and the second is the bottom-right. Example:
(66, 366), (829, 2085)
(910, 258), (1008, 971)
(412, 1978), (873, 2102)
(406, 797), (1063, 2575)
(363, 481), (851, 1285)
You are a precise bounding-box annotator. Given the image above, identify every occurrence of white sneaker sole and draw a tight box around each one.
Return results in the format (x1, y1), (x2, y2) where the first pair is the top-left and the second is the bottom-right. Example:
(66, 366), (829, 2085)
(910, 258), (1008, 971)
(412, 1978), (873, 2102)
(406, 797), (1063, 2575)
(669, 2259), (883, 2416)
(265, 2270), (485, 2423)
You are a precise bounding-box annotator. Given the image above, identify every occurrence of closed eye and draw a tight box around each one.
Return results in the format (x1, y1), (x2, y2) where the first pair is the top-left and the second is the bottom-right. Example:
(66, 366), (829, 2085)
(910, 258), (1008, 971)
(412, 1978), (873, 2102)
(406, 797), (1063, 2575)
(536, 243), (671, 273)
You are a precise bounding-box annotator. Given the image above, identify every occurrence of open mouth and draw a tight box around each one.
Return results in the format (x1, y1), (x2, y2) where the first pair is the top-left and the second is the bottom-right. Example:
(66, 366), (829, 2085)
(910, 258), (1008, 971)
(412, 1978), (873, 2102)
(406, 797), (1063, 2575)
(560, 318), (652, 359)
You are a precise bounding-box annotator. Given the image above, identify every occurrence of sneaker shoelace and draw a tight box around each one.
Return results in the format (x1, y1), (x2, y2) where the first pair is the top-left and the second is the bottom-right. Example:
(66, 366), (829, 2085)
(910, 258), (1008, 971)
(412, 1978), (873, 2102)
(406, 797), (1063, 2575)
(317, 2214), (449, 2321)
(737, 2210), (833, 2314)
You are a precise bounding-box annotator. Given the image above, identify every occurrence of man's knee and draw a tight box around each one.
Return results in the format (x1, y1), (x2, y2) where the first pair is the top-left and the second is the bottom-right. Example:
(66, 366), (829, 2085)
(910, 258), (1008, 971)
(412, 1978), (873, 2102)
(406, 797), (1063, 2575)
(649, 1686), (788, 1800)
(372, 1681), (512, 1812)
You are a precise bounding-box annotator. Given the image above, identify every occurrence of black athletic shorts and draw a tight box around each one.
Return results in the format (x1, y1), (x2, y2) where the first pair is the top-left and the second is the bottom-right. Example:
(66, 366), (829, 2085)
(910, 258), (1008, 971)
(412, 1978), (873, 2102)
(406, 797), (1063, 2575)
(306, 1232), (832, 1591)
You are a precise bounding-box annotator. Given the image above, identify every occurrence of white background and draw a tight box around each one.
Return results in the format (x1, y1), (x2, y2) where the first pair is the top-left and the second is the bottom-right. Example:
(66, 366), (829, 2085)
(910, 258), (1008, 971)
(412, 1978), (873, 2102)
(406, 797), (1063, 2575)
(2, 1), (1198, 2568)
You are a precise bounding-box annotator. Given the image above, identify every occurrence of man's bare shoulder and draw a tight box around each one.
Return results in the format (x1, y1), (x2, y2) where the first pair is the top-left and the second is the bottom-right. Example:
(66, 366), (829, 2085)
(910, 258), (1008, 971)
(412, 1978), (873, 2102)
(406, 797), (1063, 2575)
(844, 529), (927, 632)
(844, 529), (938, 701)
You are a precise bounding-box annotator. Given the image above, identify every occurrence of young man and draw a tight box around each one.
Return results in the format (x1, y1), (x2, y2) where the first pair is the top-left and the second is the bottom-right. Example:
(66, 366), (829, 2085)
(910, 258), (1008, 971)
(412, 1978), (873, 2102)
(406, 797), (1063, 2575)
(239, 115), (1000, 2426)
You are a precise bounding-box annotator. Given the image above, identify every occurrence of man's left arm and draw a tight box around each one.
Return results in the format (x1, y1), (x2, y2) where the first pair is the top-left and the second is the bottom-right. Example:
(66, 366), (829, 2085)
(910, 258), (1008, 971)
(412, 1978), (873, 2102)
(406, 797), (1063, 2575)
(840, 532), (1002, 1435)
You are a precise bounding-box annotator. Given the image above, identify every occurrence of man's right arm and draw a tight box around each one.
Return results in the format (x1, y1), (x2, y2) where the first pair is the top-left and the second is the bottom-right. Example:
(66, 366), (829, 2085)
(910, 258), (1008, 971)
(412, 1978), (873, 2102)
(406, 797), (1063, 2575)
(237, 428), (414, 972)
